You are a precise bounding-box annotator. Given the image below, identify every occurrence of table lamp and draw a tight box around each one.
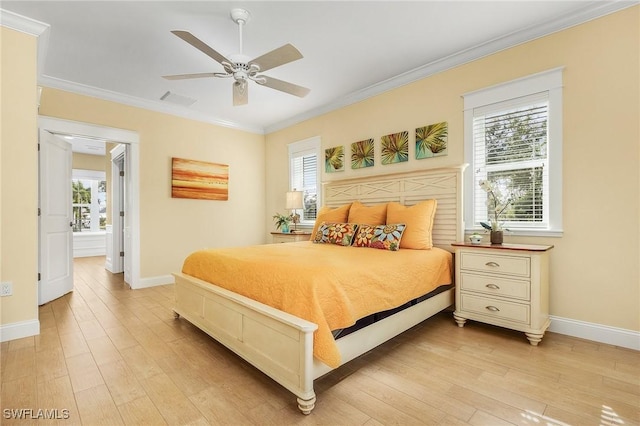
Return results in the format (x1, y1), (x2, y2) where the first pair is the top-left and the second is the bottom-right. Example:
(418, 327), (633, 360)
(285, 190), (304, 232)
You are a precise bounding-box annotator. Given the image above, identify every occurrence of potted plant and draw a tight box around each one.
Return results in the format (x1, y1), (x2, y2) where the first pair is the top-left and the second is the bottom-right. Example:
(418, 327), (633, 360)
(478, 179), (524, 244)
(272, 213), (292, 233)
(469, 232), (483, 244)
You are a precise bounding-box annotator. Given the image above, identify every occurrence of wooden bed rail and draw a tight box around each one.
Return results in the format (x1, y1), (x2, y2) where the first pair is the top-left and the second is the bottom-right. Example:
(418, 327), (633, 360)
(172, 272), (318, 414)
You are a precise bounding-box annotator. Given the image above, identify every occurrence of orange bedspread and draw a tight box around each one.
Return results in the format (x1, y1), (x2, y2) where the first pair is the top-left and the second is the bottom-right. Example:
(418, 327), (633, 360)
(182, 241), (452, 367)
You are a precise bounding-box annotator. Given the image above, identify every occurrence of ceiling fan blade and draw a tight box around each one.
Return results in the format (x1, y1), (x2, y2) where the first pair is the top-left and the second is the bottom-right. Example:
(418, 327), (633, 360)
(258, 76), (310, 98)
(249, 44), (303, 73)
(233, 80), (248, 106)
(162, 72), (217, 80)
(171, 30), (233, 66)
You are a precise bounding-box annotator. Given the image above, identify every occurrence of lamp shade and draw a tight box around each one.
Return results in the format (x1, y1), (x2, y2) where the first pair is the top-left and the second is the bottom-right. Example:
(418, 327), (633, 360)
(285, 190), (304, 210)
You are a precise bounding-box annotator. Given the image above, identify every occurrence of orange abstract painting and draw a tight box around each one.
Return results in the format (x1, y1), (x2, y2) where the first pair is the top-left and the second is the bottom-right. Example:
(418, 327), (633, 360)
(171, 158), (229, 200)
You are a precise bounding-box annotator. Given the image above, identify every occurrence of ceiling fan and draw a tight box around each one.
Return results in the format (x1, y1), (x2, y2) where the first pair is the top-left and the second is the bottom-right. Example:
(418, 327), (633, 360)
(163, 8), (310, 106)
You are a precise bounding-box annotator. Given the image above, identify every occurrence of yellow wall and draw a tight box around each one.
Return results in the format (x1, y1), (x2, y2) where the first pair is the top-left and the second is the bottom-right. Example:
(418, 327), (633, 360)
(72, 152), (106, 171)
(266, 7), (640, 331)
(39, 90), (266, 279)
(0, 27), (39, 325)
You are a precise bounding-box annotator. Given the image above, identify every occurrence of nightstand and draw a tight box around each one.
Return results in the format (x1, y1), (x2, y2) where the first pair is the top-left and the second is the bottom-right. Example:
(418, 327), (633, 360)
(270, 231), (311, 244)
(452, 242), (553, 345)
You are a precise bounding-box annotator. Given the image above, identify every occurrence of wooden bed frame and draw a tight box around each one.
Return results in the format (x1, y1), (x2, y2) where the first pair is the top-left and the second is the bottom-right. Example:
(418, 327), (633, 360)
(172, 165), (466, 414)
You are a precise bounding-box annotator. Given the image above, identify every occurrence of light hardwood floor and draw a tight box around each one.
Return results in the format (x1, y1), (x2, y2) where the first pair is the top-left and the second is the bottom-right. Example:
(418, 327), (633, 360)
(1, 256), (638, 425)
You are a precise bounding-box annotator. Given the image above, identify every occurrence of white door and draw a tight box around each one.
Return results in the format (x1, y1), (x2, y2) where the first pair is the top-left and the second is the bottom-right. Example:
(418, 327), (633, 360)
(122, 145), (132, 285)
(39, 130), (73, 305)
(109, 145), (125, 275)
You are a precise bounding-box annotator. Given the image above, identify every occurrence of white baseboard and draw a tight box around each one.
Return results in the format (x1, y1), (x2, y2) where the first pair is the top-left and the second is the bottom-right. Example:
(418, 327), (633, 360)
(549, 315), (640, 351)
(73, 232), (106, 258)
(0, 319), (40, 343)
(131, 274), (175, 290)
(73, 247), (107, 258)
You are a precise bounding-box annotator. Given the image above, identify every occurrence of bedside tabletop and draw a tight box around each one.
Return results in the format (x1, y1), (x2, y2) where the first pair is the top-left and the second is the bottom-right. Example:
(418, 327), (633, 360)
(451, 241), (553, 251)
(452, 242), (553, 252)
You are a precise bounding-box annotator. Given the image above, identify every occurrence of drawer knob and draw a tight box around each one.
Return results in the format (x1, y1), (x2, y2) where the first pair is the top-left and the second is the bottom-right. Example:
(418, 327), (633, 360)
(485, 306), (500, 312)
(485, 261), (500, 267)
(485, 283), (500, 290)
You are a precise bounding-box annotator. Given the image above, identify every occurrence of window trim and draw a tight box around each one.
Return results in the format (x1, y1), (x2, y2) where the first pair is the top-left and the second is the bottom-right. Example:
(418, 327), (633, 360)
(288, 136), (321, 227)
(463, 67), (564, 237)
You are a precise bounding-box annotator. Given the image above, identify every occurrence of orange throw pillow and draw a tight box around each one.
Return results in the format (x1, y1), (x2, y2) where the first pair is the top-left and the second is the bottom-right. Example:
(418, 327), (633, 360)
(347, 201), (387, 226)
(386, 200), (437, 249)
(310, 203), (352, 241)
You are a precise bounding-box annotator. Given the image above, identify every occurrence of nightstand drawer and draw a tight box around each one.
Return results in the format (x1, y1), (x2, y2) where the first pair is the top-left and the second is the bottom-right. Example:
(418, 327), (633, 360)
(460, 294), (530, 324)
(460, 273), (530, 300)
(271, 232), (311, 243)
(273, 236), (290, 243)
(460, 252), (530, 277)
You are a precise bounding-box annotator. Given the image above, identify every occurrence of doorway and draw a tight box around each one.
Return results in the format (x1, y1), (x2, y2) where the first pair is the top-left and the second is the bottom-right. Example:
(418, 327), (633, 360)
(38, 117), (141, 305)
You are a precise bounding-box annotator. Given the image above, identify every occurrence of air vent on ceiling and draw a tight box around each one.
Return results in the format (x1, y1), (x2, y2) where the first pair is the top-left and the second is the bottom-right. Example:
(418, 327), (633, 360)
(160, 91), (197, 107)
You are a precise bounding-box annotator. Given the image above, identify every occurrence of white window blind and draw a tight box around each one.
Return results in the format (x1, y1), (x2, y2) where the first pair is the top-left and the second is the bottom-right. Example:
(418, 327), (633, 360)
(291, 153), (318, 222)
(472, 92), (549, 229)
(289, 137), (321, 224)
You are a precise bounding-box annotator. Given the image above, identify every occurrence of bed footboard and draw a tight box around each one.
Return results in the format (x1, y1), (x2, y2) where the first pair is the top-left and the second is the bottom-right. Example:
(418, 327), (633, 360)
(172, 272), (318, 414)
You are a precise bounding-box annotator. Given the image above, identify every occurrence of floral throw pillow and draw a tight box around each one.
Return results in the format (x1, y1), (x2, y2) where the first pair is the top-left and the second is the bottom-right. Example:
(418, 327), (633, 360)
(313, 222), (359, 246)
(352, 224), (406, 251)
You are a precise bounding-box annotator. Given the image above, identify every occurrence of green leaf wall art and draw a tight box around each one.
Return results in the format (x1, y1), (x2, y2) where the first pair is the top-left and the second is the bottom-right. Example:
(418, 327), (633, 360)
(325, 146), (345, 172)
(351, 138), (374, 169)
(416, 121), (448, 159)
(381, 131), (409, 165)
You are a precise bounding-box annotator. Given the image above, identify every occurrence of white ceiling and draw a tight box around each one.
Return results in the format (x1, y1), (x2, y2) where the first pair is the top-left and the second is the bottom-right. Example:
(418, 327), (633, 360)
(66, 135), (107, 156)
(2, 1), (635, 134)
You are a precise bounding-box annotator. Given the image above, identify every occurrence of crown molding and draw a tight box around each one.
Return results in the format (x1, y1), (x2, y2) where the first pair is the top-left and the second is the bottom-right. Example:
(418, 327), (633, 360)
(264, 0), (639, 134)
(0, 8), (48, 35)
(1, 8), (51, 77)
(39, 75), (265, 134)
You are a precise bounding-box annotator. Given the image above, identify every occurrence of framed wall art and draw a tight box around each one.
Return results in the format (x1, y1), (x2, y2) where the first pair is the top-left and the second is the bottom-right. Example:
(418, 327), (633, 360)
(381, 131), (409, 165)
(171, 157), (229, 201)
(351, 138), (374, 169)
(416, 121), (448, 159)
(325, 146), (345, 173)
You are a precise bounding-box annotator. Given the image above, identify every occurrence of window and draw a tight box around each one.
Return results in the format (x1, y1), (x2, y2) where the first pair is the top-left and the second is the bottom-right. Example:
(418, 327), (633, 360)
(463, 68), (563, 236)
(72, 169), (106, 232)
(288, 137), (321, 225)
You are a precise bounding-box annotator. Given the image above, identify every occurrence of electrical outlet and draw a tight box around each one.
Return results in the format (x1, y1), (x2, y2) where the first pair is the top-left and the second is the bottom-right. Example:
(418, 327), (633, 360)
(1, 281), (12, 297)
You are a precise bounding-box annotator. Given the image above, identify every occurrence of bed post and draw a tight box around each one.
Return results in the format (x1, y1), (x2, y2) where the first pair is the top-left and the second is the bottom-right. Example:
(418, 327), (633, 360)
(296, 325), (316, 414)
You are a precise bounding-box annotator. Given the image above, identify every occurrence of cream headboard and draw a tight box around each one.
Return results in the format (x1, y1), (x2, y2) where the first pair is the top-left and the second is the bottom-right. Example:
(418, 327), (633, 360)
(322, 165), (467, 252)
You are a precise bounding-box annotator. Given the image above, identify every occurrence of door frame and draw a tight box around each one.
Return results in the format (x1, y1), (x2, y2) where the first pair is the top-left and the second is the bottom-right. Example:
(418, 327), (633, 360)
(38, 116), (142, 288)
